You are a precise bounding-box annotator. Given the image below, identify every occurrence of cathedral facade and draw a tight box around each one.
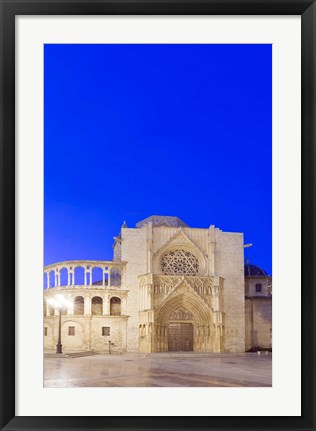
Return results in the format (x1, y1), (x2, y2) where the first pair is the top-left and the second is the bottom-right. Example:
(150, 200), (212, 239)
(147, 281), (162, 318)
(43, 216), (272, 353)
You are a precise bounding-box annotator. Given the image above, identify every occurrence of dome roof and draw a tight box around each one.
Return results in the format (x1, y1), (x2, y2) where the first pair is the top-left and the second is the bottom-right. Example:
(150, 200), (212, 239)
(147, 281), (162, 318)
(244, 262), (268, 276)
(136, 215), (188, 228)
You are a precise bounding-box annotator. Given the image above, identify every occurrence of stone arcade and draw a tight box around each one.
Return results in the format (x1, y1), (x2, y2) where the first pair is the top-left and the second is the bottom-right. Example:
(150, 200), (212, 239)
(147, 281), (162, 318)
(44, 216), (272, 353)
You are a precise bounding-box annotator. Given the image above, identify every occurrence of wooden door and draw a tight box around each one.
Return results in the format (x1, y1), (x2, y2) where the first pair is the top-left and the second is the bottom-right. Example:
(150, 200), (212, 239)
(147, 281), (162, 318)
(168, 323), (193, 351)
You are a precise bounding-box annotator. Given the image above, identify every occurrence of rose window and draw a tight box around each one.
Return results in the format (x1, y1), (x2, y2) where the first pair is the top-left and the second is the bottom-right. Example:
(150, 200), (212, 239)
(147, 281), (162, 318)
(161, 250), (199, 275)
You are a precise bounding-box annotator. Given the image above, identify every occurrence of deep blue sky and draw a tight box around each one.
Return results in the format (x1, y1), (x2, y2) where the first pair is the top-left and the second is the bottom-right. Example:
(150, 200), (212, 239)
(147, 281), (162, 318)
(44, 44), (272, 274)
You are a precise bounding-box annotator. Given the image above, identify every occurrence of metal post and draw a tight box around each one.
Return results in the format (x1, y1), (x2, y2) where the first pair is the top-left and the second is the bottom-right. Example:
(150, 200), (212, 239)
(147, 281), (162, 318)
(56, 308), (62, 354)
(108, 340), (114, 354)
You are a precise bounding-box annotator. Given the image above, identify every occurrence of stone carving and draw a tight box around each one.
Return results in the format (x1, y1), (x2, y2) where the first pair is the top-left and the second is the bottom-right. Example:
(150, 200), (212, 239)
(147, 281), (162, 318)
(173, 234), (191, 245)
(211, 286), (219, 297)
(161, 249), (199, 275)
(169, 307), (193, 320)
(153, 275), (182, 294)
(153, 275), (213, 296)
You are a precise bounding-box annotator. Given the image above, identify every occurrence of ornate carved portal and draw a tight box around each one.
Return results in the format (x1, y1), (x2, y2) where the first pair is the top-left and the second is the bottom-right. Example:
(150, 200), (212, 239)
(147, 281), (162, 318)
(153, 287), (218, 352)
(169, 307), (193, 321)
(139, 277), (224, 353)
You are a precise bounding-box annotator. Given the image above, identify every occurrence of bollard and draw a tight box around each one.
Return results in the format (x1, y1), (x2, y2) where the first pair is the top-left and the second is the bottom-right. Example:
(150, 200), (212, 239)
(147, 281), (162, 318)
(108, 340), (115, 354)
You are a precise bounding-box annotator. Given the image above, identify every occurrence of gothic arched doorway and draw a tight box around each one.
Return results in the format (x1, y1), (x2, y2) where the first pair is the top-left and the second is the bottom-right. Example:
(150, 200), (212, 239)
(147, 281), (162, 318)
(151, 278), (223, 352)
(154, 287), (214, 352)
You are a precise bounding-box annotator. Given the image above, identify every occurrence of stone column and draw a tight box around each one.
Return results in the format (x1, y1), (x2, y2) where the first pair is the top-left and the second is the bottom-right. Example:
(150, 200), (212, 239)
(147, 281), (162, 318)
(84, 318), (92, 351)
(208, 225), (216, 276)
(143, 285), (146, 310)
(211, 281), (220, 311)
(163, 326), (168, 351)
(122, 266), (126, 287)
(46, 272), (50, 288)
(67, 298), (73, 315)
(148, 284), (153, 309)
(84, 296), (91, 315)
(139, 286), (142, 310)
(102, 294), (107, 315)
(144, 285), (147, 310)
(103, 294), (110, 315)
(139, 285), (142, 310)
(147, 222), (153, 274)
(121, 296), (127, 315)
(45, 301), (49, 316)
(156, 325), (160, 351)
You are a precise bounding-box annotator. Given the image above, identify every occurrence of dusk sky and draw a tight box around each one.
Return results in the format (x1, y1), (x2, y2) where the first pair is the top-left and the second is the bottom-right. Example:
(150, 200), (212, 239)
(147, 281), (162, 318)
(44, 44), (272, 274)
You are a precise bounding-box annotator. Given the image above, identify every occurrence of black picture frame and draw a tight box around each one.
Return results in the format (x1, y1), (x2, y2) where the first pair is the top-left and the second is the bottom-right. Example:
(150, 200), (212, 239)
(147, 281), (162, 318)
(0, 1), (315, 430)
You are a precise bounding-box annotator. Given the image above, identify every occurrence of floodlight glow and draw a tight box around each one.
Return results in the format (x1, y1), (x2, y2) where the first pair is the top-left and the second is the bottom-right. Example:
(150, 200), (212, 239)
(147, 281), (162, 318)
(47, 298), (59, 308)
(47, 294), (72, 310)
(46, 294), (72, 354)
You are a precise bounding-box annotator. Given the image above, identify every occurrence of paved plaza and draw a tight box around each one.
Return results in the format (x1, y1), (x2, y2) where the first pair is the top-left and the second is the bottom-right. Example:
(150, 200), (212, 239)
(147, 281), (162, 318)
(44, 352), (272, 387)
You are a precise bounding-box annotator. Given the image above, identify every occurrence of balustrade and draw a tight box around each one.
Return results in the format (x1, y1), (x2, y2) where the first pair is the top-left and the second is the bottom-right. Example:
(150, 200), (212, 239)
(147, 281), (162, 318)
(43, 260), (126, 289)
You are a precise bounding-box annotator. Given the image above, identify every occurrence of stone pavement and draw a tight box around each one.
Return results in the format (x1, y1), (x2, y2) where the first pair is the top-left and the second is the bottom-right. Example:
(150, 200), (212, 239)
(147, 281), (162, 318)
(44, 352), (272, 387)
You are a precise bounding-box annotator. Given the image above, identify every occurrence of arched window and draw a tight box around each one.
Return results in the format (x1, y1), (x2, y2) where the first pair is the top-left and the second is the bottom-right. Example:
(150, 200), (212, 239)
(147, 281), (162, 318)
(49, 307), (55, 316)
(92, 296), (103, 315)
(92, 267), (103, 286)
(110, 268), (121, 287)
(74, 296), (84, 315)
(74, 267), (85, 285)
(43, 272), (48, 289)
(60, 306), (67, 316)
(110, 297), (121, 316)
(60, 268), (68, 286)
(49, 270), (55, 287)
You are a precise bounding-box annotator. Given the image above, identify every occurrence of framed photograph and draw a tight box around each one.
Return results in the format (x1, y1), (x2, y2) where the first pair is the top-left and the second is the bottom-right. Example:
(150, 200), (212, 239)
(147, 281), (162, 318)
(0, 0), (315, 430)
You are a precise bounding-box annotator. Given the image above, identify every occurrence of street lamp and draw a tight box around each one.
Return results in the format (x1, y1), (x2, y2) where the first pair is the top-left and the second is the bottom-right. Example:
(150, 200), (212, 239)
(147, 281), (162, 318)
(47, 294), (72, 354)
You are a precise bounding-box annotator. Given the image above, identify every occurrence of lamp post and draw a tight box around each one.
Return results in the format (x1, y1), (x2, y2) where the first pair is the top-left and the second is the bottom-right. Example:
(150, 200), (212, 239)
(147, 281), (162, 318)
(47, 294), (72, 354)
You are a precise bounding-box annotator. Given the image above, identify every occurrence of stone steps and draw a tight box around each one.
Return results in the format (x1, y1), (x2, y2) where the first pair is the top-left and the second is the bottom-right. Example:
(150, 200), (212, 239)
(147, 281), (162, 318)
(66, 351), (100, 358)
(44, 351), (100, 359)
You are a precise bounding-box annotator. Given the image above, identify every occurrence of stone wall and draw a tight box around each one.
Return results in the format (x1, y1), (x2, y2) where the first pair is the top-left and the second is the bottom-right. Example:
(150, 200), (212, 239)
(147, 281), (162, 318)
(44, 315), (127, 352)
(121, 227), (148, 351)
(215, 229), (245, 352)
(125, 222), (245, 353)
(113, 241), (121, 261)
(245, 298), (272, 350)
(245, 276), (272, 297)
